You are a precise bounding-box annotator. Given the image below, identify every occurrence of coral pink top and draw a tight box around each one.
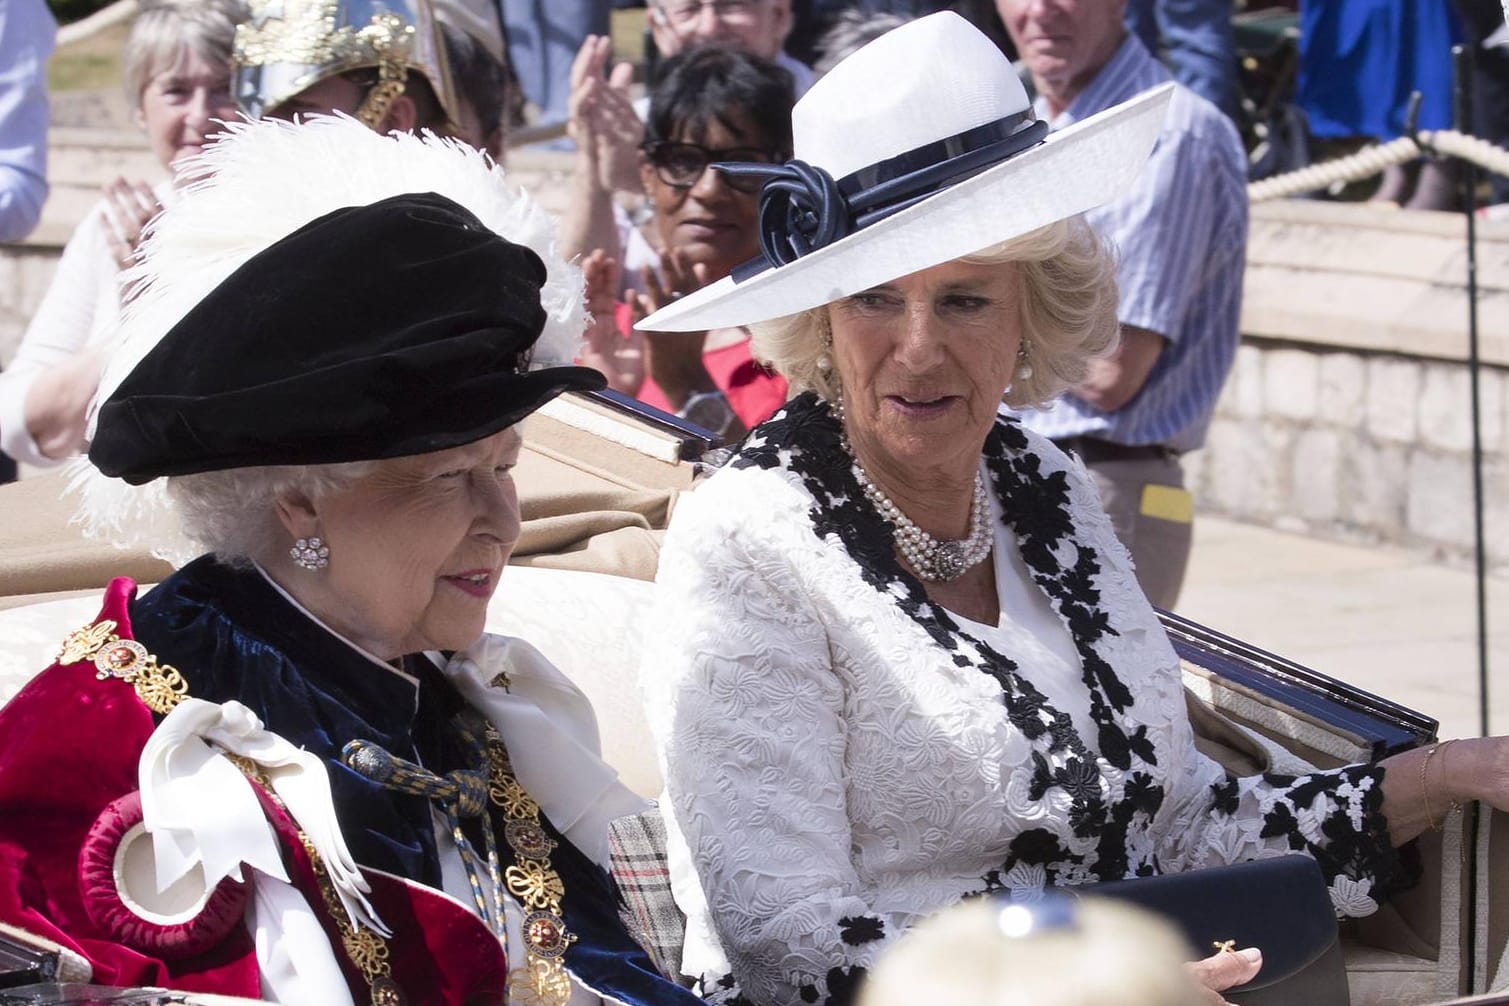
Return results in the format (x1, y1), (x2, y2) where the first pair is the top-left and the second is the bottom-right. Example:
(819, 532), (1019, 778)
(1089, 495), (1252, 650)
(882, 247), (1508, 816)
(639, 336), (788, 430)
(617, 303), (789, 429)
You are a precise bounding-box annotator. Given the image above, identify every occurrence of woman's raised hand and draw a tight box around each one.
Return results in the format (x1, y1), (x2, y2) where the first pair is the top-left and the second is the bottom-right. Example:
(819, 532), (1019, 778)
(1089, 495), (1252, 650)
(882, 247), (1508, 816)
(101, 178), (162, 275)
(633, 250), (718, 411)
(568, 35), (642, 195)
(635, 249), (712, 372)
(578, 249), (644, 395)
(638, 246), (713, 314)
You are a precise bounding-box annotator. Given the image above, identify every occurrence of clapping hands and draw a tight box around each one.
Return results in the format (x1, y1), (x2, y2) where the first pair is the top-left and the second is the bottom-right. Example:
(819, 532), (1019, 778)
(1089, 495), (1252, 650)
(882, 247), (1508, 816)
(569, 35), (643, 195)
(101, 177), (163, 275)
(579, 249), (644, 395)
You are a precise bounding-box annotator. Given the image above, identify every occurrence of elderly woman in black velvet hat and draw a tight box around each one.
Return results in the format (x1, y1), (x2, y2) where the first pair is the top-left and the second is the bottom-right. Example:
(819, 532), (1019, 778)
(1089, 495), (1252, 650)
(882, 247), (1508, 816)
(0, 116), (700, 1006)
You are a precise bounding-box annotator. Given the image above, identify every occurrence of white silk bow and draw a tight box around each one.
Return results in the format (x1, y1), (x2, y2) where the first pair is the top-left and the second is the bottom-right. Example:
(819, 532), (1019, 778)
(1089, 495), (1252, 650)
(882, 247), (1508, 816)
(138, 698), (389, 935)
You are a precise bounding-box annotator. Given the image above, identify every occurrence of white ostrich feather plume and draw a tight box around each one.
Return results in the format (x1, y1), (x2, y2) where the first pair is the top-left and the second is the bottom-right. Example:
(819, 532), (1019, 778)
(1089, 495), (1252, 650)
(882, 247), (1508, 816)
(69, 114), (586, 566)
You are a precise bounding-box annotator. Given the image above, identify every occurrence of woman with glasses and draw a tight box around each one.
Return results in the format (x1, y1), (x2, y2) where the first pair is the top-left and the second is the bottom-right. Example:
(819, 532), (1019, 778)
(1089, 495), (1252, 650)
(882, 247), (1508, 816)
(578, 44), (795, 438)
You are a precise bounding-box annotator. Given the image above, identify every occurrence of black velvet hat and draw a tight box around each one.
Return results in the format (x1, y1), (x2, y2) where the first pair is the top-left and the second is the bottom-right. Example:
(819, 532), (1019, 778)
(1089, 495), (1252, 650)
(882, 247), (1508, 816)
(89, 192), (604, 484)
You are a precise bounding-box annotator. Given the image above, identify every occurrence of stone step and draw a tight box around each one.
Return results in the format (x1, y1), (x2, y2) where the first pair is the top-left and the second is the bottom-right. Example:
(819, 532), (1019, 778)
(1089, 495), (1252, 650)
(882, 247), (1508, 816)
(1244, 199), (1509, 368)
(49, 88), (135, 132)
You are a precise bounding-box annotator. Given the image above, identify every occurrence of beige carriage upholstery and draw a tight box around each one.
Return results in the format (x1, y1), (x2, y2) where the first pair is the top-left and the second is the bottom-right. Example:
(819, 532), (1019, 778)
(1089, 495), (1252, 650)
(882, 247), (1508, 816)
(0, 393), (1487, 1005)
(0, 393), (697, 609)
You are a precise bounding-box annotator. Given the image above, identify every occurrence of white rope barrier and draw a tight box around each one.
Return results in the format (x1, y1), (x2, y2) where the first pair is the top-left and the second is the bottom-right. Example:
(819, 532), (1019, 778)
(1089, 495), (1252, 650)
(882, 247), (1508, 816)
(1248, 130), (1509, 203)
(1425, 129), (1509, 179)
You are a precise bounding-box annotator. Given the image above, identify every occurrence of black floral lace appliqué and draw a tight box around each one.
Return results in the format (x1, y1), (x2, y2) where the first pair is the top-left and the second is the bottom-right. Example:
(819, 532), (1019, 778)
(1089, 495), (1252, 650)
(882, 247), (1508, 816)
(738, 394), (1166, 907)
(838, 916), (886, 946)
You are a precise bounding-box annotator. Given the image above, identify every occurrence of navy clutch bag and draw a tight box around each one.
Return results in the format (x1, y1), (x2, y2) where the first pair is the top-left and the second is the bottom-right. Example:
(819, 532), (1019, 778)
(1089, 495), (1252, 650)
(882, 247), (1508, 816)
(1098, 855), (1350, 1006)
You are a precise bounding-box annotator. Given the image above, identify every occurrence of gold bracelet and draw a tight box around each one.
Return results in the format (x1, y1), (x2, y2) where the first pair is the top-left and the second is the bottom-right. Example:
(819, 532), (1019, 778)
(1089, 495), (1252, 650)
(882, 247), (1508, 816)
(1421, 739), (1462, 832)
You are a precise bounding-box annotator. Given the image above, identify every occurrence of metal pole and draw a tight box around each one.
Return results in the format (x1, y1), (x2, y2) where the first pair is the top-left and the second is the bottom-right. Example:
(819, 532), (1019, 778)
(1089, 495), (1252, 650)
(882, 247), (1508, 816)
(1452, 45), (1492, 738)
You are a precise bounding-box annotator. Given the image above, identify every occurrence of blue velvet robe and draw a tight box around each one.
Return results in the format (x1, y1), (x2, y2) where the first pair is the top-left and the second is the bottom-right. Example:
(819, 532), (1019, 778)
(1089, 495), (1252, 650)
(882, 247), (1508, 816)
(131, 556), (699, 1005)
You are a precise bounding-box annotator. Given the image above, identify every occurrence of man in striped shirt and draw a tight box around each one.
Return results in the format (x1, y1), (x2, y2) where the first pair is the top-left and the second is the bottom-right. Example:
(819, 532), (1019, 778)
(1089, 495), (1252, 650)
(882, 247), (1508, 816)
(999, 0), (1248, 609)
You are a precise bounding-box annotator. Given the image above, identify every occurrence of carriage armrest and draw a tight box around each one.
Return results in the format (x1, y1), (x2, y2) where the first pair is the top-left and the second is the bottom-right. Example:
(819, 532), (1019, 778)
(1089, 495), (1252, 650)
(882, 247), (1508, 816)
(1158, 609), (1438, 765)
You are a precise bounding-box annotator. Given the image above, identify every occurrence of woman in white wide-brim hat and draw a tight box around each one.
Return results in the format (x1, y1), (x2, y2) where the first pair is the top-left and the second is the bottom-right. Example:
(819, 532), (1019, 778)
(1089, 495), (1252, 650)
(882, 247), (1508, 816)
(638, 12), (1509, 1006)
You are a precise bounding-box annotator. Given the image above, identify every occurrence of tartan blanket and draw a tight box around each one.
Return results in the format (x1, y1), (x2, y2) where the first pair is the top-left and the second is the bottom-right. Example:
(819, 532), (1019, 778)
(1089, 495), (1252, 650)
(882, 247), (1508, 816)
(609, 809), (688, 983)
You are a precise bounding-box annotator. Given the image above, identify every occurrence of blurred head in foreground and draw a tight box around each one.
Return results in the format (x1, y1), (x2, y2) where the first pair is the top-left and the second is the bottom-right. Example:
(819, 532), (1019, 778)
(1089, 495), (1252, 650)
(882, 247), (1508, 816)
(858, 895), (1206, 1006)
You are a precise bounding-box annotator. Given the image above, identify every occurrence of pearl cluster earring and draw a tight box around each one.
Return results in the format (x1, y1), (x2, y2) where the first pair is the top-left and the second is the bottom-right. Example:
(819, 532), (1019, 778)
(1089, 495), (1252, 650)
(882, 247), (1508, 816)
(290, 536), (330, 570)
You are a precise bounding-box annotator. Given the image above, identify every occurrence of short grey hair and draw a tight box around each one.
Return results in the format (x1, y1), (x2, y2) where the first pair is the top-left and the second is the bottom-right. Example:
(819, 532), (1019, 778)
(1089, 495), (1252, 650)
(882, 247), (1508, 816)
(748, 215), (1119, 410)
(166, 461), (373, 567)
(123, 0), (247, 106)
(814, 11), (909, 76)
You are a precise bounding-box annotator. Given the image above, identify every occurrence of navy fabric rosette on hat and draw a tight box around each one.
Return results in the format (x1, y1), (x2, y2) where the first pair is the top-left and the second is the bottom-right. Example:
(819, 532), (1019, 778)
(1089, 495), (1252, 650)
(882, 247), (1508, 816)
(89, 192), (604, 484)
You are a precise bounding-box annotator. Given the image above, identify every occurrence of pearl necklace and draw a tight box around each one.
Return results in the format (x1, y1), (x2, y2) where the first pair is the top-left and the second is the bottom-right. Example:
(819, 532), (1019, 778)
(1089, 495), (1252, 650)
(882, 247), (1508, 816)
(841, 432), (993, 583)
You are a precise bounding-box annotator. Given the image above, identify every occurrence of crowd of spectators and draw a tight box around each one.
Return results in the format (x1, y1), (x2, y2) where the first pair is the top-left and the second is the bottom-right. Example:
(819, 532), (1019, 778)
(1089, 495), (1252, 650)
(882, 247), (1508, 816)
(576, 45), (794, 438)
(7, 0), (1506, 481)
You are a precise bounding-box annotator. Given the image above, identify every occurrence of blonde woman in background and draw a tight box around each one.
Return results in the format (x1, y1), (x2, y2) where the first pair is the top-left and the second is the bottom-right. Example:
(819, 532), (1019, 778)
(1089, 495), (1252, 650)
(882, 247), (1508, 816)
(0, 0), (243, 469)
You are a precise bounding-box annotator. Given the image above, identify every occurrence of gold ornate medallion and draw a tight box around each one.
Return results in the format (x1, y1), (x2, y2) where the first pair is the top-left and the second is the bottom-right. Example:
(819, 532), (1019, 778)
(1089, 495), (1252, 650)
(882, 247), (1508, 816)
(523, 910), (569, 958)
(93, 639), (149, 678)
(54, 618), (188, 715)
(57, 619), (117, 665)
(506, 820), (556, 859)
(369, 976), (405, 1006)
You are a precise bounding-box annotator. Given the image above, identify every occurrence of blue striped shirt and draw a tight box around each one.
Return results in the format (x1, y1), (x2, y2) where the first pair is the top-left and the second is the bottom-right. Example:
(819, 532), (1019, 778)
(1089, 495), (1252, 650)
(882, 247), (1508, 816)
(1017, 34), (1248, 452)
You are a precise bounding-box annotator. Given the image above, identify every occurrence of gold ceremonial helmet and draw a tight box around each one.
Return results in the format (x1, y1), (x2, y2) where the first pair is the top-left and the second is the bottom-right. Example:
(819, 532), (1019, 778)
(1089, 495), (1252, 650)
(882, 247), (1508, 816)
(233, 0), (460, 131)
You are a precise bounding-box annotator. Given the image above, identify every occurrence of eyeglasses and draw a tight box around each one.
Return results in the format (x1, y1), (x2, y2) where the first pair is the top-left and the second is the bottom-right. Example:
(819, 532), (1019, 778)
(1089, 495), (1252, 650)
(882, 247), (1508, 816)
(653, 0), (764, 28)
(642, 140), (784, 192)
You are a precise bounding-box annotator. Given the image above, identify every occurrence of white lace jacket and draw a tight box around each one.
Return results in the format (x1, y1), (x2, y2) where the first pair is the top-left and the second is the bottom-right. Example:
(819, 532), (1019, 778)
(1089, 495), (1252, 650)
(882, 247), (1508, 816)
(640, 394), (1401, 1006)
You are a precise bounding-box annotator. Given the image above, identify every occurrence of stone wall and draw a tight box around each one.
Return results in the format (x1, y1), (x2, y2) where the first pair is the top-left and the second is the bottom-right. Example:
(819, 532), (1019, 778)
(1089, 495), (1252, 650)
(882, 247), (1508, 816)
(0, 244), (61, 368)
(1185, 341), (1508, 570)
(1183, 199), (1509, 572)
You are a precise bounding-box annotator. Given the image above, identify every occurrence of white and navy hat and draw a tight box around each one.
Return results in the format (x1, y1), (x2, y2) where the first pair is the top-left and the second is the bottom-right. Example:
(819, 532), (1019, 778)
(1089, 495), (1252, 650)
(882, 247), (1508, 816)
(638, 11), (1171, 332)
